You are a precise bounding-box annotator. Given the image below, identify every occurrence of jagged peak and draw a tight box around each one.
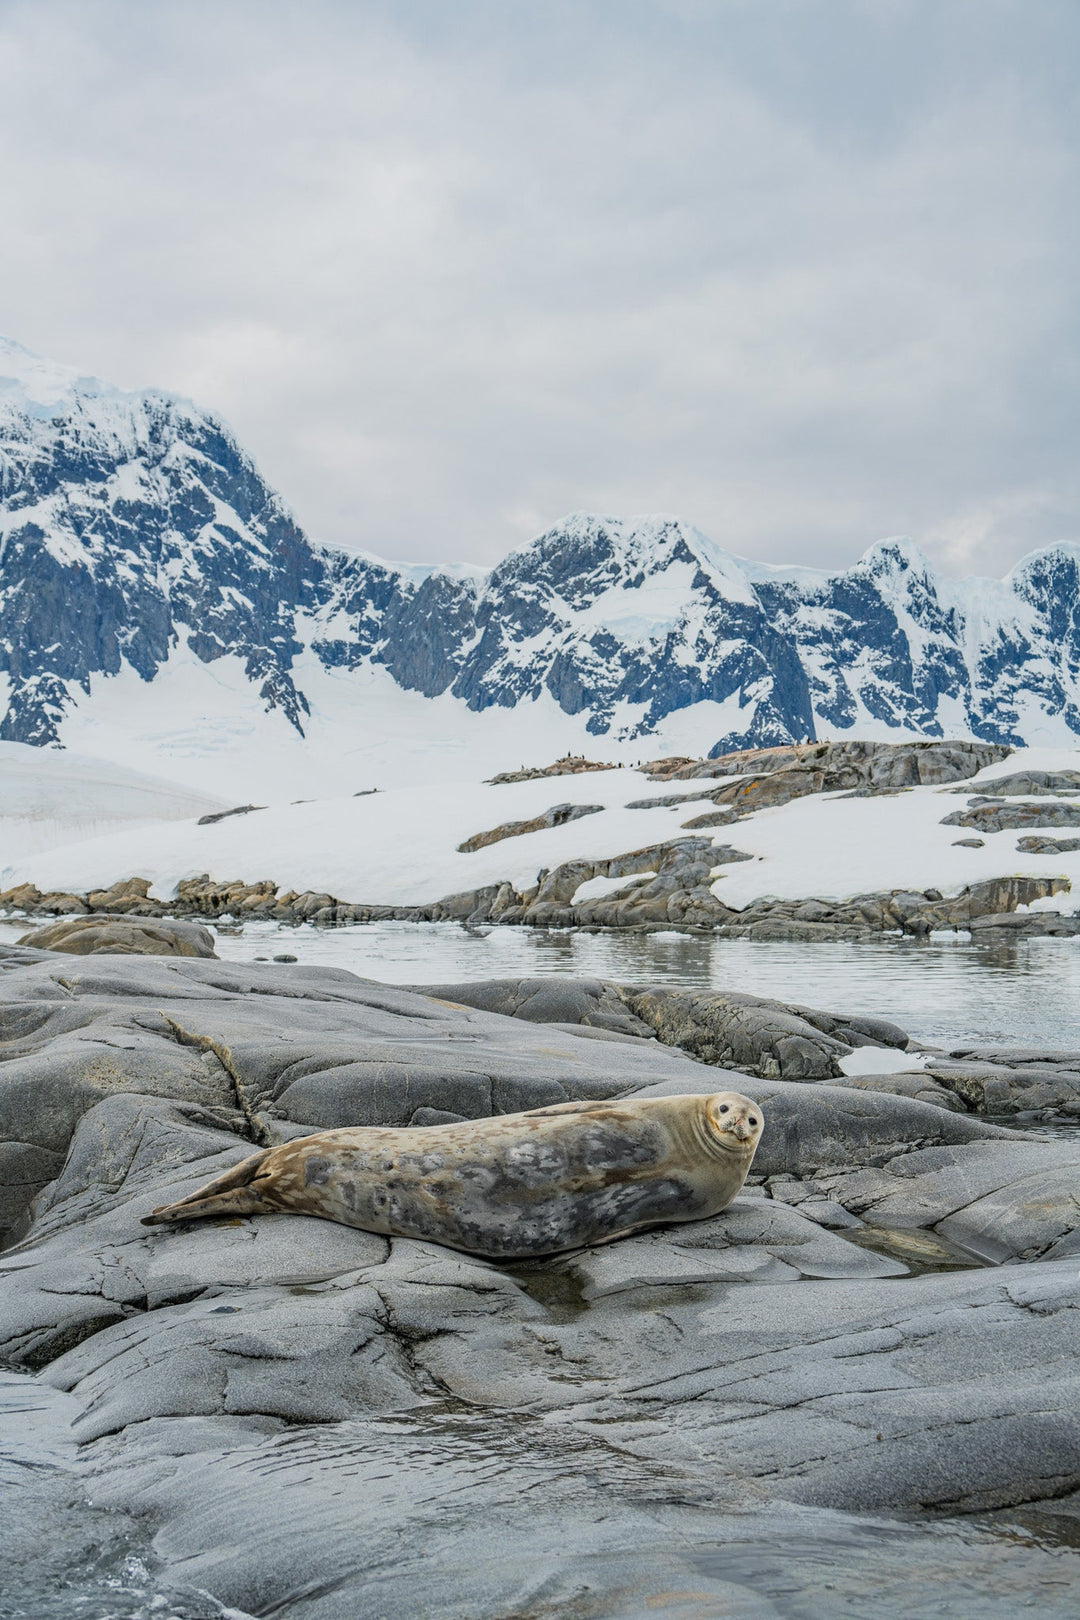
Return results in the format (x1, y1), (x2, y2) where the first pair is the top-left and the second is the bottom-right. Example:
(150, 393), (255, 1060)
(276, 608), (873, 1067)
(0, 335), (224, 456)
(0, 334), (154, 420)
(856, 536), (936, 579)
(489, 511), (761, 607)
(1006, 537), (1080, 583)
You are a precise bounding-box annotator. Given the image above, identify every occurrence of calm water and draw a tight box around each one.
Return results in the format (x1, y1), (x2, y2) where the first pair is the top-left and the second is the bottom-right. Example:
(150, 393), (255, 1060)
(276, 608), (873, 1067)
(206, 921), (1080, 1049)
(4, 917), (1080, 1048)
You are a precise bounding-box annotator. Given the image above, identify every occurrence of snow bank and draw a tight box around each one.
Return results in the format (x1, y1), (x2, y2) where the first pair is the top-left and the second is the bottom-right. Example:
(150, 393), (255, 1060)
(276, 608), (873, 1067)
(8, 745), (1080, 913)
(0, 742), (227, 863)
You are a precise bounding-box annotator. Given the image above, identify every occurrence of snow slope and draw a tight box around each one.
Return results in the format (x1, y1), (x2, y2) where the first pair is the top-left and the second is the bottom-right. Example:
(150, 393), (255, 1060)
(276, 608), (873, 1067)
(8, 747), (1080, 916)
(0, 741), (226, 862)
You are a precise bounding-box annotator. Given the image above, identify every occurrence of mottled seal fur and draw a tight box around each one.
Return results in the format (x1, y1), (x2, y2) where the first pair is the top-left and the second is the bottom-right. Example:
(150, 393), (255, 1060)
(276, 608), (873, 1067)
(141, 1091), (763, 1259)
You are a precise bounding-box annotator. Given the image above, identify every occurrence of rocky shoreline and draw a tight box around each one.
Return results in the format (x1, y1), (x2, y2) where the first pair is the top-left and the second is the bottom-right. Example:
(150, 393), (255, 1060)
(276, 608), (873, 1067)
(1, 950), (1078, 1616)
(3, 864), (1077, 941)
(6, 738), (1080, 940)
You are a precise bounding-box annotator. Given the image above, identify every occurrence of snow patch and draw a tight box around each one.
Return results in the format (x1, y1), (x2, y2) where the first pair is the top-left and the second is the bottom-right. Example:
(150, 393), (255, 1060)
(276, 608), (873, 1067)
(571, 871), (656, 905)
(838, 1047), (928, 1076)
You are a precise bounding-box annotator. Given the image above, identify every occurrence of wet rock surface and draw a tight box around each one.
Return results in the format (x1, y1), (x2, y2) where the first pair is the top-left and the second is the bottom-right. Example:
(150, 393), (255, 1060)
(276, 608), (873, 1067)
(1, 952), (1079, 1615)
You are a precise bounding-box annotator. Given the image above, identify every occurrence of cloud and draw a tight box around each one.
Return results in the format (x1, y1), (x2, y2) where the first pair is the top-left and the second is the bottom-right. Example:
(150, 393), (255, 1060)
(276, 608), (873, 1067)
(0, 0), (1077, 576)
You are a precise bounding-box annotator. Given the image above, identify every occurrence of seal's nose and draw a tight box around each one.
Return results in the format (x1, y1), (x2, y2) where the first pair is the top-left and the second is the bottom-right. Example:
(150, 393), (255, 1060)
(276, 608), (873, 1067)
(731, 1118), (752, 1141)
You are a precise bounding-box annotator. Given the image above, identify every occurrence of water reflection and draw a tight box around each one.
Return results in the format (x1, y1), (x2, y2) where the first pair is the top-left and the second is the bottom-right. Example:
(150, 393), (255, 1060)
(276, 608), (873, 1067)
(3, 916), (1077, 1048)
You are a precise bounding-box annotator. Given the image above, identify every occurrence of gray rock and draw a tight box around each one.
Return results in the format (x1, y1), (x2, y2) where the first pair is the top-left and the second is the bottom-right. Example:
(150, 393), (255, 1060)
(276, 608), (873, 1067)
(648, 738), (1008, 788)
(812, 1139), (1080, 1260)
(561, 1199), (907, 1297)
(680, 808), (742, 829)
(633, 1073), (1017, 1178)
(407, 975), (655, 1037)
(922, 1054), (1080, 1116)
(622, 985), (909, 1078)
(196, 803), (266, 826)
(624, 787), (733, 809)
(4, 956), (1080, 1618)
(836, 1071), (966, 1111)
(457, 801), (603, 853)
(0, 952), (701, 1245)
(942, 801), (1080, 832)
(946, 769), (1080, 796)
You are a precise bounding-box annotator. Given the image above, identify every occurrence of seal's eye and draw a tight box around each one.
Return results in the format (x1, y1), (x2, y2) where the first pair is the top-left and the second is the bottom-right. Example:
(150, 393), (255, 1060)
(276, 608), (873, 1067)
(718, 1104), (729, 1114)
(749, 1117), (758, 1127)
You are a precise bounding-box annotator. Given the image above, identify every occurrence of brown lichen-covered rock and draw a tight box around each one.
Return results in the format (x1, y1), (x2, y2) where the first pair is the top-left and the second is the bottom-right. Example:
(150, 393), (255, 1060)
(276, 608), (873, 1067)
(679, 809), (739, 830)
(517, 837), (747, 929)
(35, 892), (90, 915)
(85, 877), (164, 916)
(486, 756), (616, 785)
(418, 852), (1071, 938)
(18, 914), (218, 958)
(173, 875), (280, 917)
(0, 882), (43, 912)
(457, 802), (603, 853)
(638, 755), (700, 780)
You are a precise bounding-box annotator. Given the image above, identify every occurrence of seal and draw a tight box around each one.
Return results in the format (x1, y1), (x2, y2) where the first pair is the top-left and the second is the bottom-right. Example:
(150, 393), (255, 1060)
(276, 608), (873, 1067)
(141, 1091), (763, 1259)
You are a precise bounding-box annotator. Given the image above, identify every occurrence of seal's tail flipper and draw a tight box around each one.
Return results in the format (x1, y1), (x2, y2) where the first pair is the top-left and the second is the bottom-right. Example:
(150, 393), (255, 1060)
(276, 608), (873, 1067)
(140, 1148), (274, 1226)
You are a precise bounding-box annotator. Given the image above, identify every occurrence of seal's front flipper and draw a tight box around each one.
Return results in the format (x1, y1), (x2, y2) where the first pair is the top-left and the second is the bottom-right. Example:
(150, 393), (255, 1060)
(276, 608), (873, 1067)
(140, 1147), (273, 1226)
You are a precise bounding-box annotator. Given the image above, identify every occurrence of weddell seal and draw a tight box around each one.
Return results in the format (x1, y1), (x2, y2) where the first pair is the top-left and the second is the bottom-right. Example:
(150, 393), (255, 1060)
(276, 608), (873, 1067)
(141, 1091), (763, 1259)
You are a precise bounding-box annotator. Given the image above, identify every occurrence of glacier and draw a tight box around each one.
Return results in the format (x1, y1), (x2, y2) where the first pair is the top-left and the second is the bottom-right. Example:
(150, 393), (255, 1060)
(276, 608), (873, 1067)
(2, 334), (1080, 778)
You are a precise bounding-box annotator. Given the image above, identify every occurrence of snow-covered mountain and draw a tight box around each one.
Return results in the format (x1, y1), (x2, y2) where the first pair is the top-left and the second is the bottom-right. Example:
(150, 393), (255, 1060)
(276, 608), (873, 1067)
(3, 335), (1080, 786)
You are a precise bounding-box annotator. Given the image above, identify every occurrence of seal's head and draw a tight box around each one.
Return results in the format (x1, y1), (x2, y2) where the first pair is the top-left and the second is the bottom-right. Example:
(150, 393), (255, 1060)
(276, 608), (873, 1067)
(704, 1091), (763, 1156)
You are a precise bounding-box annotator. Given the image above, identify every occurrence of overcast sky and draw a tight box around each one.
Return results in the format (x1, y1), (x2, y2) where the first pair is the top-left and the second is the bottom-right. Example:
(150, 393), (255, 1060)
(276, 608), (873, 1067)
(1, 0), (1077, 575)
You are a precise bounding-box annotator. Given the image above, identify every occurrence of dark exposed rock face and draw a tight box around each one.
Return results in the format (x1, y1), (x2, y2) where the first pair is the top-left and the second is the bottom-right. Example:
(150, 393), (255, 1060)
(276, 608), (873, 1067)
(2, 953), (1079, 1617)
(4, 341), (1080, 760)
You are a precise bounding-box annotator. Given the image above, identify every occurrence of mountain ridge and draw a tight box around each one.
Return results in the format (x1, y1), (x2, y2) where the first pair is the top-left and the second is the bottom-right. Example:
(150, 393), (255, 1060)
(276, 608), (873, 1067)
(2, 336), (1080, 761)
